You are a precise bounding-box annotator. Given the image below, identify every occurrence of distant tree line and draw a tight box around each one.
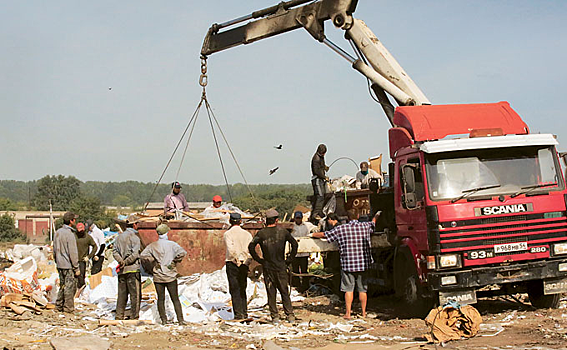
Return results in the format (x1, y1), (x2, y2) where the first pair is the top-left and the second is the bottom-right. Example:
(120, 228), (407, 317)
(0, 176), (312, 223)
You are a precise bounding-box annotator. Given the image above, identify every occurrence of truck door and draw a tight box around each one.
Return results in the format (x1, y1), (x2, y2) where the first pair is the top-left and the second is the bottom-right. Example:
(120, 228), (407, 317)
(396, 156), (428, 251)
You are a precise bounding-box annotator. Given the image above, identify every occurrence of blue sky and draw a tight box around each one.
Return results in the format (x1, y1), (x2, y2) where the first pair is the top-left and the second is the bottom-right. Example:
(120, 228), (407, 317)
(1, 1), (566, 185)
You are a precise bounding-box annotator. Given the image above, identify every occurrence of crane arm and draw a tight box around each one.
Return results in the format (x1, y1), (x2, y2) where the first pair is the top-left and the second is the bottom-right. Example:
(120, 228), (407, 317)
(201, 0), (430, 123)
(201, 0), (358, 55)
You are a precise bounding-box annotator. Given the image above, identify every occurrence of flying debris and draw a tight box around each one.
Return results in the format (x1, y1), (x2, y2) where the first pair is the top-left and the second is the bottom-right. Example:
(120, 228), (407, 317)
(274, 144), (283, 149)
(108, 87), (112, 90)
(269, 167), (279, 175)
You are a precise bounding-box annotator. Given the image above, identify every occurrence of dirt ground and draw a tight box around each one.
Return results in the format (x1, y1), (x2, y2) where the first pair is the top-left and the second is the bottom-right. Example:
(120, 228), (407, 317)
(1, 293), (566, 350)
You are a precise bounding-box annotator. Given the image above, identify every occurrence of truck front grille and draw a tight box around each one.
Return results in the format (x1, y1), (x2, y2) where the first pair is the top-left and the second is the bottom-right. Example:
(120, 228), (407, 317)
(439, 212), (567, 252)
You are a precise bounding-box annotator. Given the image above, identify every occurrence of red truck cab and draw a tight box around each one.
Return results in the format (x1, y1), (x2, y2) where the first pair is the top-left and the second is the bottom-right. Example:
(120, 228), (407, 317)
(387, 102), (567, 309)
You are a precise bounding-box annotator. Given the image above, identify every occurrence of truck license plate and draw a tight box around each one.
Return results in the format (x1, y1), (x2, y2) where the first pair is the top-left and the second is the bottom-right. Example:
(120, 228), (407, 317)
(543, 278), (567, 295)
(494, 242), (528, 254)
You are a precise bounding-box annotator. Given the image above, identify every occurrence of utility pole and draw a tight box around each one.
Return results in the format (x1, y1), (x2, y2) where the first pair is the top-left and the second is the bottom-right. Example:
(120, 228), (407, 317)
(49, 199), (54, 242)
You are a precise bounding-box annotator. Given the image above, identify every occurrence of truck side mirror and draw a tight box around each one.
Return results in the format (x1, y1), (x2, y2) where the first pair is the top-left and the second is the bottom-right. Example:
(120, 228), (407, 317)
(402, 164), (418, 209)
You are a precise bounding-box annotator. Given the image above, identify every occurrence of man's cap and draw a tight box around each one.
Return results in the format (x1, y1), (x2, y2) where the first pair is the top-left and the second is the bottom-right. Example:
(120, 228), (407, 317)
(265, 209), (279, 218)
(212, 195), (222, 202)
(126, 214), (140, 224)
(76, 222), (85, 231)
(86, 219), (93, 229)
(229, 212), (241, 221)
(294, 211), (303, 219)
(63, 211), (78, 222)
(327, 213), (339, 221)
(156, 223), (170, 235)
(172, 181), (182, 189)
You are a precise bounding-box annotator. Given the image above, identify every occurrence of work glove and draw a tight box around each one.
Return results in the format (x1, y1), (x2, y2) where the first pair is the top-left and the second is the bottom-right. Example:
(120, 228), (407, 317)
(325, 166), (329, 171)
(83, 257), (89, 262)
(94, 256), (99, 261)
(74, 269), (81, 276)
(115, 264), (121, 273)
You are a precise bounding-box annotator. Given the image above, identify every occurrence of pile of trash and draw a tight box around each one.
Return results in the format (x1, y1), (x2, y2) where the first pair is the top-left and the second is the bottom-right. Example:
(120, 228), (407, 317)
(81, 261), (303, 324)
(199, 203), (255, 224)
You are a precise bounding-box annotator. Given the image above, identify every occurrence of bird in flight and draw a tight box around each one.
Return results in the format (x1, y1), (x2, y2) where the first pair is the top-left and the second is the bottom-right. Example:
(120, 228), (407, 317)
(269, 167), (279, 175)
(108, 87), (112, 90)
(274, 144), (283, 150)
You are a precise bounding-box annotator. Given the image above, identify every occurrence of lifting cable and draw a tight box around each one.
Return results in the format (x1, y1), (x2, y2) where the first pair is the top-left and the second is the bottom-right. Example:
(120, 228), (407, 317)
(143, 56), (257, 211)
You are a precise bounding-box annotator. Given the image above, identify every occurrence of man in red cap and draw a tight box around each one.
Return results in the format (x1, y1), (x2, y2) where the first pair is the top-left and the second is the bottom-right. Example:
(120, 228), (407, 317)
(208, 195), (223, 209)
(164, 182), (189, 215)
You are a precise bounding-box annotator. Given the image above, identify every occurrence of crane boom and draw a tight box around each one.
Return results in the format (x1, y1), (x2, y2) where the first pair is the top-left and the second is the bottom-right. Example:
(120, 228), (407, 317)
(201, 0), (430, 124)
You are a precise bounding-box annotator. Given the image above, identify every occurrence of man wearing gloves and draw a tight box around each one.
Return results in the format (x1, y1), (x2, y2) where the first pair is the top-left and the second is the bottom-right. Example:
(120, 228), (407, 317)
(223, 213), (253, 320)
(113, 214), (142, 320)
(141, 224), (187, 325)
(53, 211), (80, 313)
(248, 209), (298, 323)
(74, 222), (96, 289)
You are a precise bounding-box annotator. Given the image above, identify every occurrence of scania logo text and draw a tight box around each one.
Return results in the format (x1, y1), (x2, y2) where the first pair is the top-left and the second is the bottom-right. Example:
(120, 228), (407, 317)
(474, 203), (533, 217)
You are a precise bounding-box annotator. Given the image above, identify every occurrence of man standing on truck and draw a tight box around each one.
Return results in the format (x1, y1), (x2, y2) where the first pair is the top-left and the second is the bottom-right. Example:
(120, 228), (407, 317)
(355, 161), (381, 189)
(164, 181), (189, 214)
(312, 209), (375, 319)
(53, 211), (80, 313)
(311, 144), (329, 222)
(113, 214), (142, 320)
(74, 222), (96, 290)
(248, 209), (298, 323)
(224, 212), (253, 320)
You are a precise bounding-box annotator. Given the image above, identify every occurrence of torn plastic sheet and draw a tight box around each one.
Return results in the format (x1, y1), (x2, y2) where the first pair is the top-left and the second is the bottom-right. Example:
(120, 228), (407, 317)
(87, 266), (303, 323)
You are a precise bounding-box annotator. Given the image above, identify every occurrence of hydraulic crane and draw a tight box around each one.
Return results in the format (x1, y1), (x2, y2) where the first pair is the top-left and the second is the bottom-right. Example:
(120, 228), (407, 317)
(201, 0), (430, 126)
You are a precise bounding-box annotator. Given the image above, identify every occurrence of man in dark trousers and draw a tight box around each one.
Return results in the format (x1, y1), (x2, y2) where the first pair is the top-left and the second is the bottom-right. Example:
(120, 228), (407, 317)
(311, 144), (328, 221)
(223, 213), (253, 320)
(113, 214), (142, 320)
(53, 211), (81, 313)
(248, 209), (298, 323)
(74, 222), (96, 290)
(141, 224), (187, 325)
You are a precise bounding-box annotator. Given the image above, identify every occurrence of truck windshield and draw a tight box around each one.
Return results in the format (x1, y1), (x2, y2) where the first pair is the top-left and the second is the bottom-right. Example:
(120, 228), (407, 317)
(425, 145), (563, 201)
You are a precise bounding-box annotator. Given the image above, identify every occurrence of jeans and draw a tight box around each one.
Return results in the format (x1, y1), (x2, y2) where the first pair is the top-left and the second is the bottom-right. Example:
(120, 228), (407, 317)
(264, 268), (293, 319)
(226, 261), (249, 319)
(311, 178), (326, 219)
(155, 280), (184, 324)
(116, 272), (141, 320)
(56, 268), (77, 313)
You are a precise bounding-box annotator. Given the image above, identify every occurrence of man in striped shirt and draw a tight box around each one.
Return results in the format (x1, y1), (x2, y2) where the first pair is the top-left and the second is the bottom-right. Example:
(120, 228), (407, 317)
(312, 209), (377, 319)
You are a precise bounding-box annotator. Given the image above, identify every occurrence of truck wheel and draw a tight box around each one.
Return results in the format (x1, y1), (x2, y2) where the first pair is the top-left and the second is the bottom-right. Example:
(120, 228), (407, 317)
(527, 280), (560, 309)
(395, 255), (433, 317)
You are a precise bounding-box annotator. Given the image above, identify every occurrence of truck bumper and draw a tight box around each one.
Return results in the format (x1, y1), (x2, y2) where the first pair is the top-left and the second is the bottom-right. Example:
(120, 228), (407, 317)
(428, 258), (567, 292)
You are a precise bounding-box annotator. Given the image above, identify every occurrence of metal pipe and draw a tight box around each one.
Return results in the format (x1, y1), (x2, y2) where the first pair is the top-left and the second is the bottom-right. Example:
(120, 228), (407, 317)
(217, 0), (314, 31)
(217, 14), (254, 30)
(322, 38), (356, 64)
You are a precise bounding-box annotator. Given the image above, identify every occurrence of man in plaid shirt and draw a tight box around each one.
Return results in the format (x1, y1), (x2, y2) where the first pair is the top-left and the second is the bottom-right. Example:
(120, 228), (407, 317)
(312, 209), (377, 319)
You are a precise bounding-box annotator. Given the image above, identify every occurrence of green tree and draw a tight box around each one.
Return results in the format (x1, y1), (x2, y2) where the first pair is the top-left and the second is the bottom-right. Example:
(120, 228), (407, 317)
(68, 195), (115, 229)
(0, 198), (19, 211)
(32, 175), (82, 210)
(0, 214), (26, 242)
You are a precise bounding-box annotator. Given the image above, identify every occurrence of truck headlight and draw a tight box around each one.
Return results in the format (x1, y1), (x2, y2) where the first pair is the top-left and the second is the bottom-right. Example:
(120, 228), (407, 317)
(439, 254), (461, 268)
(553, 243), (567, 255)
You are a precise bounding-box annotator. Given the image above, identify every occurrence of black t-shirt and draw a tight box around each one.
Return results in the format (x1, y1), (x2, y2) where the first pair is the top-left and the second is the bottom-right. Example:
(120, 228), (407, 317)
(248, 226), (298, 271)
